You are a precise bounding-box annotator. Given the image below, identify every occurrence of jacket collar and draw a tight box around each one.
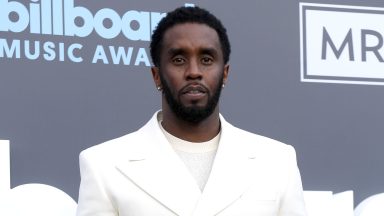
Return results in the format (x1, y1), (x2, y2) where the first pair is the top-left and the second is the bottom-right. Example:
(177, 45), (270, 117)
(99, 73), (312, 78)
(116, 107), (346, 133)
(115, 111), (262, 216)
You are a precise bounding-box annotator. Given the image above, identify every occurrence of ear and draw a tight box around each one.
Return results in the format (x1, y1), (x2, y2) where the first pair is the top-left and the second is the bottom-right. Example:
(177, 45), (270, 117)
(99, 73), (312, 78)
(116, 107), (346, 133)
(151, 66), (162, 89)
(222, 64), (229, 86)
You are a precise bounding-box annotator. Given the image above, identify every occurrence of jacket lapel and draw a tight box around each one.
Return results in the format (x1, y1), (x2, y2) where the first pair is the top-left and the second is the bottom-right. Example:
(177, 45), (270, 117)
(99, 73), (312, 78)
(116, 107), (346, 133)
(114, 112), (265, 216)
(193, 117), (260, 216)
(115, 112), (201, 216)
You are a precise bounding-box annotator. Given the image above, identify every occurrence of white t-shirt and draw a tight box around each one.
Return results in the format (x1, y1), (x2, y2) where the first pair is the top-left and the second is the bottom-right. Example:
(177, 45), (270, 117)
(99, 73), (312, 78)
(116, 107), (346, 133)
(158, 120), (220, 191)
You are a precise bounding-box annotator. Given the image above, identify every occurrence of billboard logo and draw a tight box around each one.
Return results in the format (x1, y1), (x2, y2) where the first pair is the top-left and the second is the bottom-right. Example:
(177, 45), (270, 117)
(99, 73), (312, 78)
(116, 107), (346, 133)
(0, 0), (166, 41)
(300, 3), (384, 86)
(0, 1), (194, 66)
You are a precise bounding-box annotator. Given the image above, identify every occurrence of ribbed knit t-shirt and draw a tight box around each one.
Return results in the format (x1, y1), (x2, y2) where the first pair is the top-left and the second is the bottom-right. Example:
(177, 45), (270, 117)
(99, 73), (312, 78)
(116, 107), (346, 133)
(158, 120), (220, 191)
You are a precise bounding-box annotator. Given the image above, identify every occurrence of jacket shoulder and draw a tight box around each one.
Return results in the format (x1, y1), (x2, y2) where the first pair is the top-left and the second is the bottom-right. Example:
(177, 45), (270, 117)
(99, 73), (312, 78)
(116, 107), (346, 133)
(80, 112), (159, 159)
(224, 121), (295, 154)
(79, 130), (143, 160)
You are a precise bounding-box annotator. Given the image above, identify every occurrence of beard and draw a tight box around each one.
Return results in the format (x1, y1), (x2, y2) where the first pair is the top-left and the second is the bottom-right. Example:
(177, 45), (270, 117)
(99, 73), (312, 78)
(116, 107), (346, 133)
(159, 73), (223, 124)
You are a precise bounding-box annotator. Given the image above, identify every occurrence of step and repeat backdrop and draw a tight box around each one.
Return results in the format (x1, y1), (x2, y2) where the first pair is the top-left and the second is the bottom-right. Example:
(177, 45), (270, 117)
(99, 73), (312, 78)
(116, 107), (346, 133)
(1, 0), (384, 207)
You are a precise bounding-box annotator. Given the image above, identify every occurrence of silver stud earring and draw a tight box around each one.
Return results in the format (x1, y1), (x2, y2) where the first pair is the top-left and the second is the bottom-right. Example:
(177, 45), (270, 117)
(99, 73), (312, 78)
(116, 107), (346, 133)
(222, 84), (225, 88)
(157, 86), (162, 91)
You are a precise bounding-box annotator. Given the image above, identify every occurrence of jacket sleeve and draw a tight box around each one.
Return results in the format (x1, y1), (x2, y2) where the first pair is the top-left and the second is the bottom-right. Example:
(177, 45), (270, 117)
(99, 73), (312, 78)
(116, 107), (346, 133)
(278, 146), (308, 216)
(76, 150), (118, 216)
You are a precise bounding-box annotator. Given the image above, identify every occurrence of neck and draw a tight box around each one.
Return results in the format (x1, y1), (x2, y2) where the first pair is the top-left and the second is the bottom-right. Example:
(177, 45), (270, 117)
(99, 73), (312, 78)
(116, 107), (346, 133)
(161, 101), (221, 143)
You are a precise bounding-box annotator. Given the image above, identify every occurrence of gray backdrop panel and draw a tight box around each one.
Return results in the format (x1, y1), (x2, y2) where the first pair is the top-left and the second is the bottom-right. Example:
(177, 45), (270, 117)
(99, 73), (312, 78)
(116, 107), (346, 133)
(0, 0), (383, 205)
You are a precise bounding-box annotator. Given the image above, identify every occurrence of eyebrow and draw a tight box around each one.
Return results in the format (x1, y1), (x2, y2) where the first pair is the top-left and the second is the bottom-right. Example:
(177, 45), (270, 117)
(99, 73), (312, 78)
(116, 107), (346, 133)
(167, 47), (219, 57)
(200, 48), (218, 57)
(167, 48), (186, 57)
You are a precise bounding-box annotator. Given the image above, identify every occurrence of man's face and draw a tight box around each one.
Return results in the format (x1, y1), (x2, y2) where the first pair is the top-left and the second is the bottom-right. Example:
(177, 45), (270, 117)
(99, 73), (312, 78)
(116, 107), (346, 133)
(153, 23), (229, 123)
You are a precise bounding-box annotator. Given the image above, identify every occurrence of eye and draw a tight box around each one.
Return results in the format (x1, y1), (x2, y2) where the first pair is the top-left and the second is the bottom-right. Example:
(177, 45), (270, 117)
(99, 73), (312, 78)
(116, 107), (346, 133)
(172, 56), (186, 65)
(201, 56), (213, 65)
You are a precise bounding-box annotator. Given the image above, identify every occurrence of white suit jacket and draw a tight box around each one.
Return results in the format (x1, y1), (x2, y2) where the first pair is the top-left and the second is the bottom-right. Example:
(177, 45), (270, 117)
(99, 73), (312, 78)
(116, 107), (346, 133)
(77, 111), (307, 216)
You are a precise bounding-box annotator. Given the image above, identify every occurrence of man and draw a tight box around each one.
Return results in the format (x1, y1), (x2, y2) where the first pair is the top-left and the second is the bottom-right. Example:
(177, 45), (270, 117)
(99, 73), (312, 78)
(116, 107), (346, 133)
(76, 6), (307, 216)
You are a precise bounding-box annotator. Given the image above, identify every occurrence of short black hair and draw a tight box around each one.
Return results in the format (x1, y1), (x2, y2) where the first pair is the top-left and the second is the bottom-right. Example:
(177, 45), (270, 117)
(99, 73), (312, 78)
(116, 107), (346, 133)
(150, 6), (231, 67)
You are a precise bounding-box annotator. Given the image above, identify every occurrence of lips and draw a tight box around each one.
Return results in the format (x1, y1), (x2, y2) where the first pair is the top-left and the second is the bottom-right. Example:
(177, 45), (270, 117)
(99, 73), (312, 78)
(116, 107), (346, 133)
(181, 84), (207, 95)
(180, 84), (208, 102)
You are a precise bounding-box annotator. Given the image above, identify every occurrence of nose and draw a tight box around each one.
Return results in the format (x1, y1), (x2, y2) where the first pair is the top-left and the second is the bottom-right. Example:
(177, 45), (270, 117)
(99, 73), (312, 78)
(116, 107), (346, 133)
(185, 59), (202, 80)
